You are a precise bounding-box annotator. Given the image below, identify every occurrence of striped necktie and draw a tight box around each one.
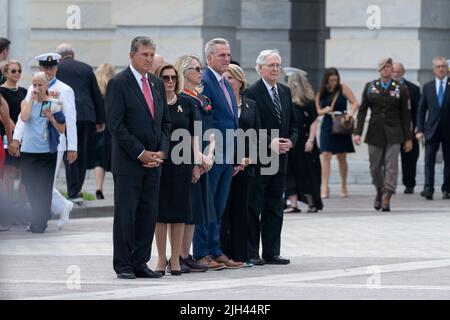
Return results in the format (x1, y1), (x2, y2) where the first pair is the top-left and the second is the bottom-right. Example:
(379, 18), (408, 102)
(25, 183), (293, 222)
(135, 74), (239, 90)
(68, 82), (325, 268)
(271, 86), (282, 123)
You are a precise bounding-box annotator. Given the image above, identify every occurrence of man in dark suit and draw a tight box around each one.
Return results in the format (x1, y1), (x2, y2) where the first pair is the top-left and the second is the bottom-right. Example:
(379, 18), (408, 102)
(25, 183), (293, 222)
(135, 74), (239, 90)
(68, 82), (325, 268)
(393, 62), (421, 194)
(56, 43), (106, 202)
(193, 38), (242, 269)
(416, 56), (450, 200)
(106, 36), (171, 279)
(246, 50), (298, 265)
(0, 38), (11, 85)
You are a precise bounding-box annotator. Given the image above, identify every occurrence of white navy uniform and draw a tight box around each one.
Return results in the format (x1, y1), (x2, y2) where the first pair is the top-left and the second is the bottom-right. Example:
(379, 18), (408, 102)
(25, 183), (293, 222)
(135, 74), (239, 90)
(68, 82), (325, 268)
(14, 77), (77, 222)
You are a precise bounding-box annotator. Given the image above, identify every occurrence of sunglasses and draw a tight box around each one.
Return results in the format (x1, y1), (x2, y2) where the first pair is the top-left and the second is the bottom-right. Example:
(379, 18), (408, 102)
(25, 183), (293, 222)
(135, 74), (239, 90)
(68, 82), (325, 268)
(162, 75), (178, 82)
(10, 69), (22, 74)
(187, 66), (202, 73)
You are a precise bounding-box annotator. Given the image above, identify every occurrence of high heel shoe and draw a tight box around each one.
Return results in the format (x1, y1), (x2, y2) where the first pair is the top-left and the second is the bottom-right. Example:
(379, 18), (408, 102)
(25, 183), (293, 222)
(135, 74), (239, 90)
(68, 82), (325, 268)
(321, 190), (330, 199)
(167, 258), (182, 276)
(155, 260), (167, 276)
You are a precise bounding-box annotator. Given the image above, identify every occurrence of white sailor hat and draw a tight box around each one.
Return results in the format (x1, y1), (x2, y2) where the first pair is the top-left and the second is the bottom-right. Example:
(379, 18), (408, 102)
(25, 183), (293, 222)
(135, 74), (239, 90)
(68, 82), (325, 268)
(35, 53), (61, 67)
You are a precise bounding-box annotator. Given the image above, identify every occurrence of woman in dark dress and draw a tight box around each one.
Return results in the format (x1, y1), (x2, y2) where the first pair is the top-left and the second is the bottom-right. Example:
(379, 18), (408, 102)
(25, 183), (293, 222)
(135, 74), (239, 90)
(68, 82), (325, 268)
(0, 60), (27, 207)
(221, 63), (260, 266)
(154, 64), (199, 275)
(175, 54), (220, 272)
(92, 63), (115, 199)
(284, 70), (323, 213)
(316, 67), (359, 199)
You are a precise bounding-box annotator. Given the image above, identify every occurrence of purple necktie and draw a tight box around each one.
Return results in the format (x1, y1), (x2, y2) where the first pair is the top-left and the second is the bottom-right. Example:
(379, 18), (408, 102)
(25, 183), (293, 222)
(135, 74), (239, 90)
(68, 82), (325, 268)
(220, 77), (234, 115)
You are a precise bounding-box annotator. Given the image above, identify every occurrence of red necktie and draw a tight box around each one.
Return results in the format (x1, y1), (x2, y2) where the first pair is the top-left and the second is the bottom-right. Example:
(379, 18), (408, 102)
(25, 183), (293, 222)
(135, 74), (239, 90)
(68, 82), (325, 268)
(141, 76), (155, 119)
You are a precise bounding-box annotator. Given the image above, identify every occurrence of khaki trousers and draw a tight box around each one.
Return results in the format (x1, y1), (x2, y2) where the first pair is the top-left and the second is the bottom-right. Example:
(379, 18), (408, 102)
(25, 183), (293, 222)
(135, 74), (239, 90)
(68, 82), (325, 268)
(368, 144), (401, 193)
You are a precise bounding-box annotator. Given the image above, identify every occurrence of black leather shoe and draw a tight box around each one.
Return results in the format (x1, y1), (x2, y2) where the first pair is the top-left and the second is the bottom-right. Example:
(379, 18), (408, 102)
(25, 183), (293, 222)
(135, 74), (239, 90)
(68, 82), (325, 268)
(420, 190), (433, 200)
(117, 271), (136, 279)
(443, 192), (450, 199)
(263, 255), (290, 265)
(404, 187), (414, 194)
(134, 265), (163, 278)
(248, 257), (265, 266)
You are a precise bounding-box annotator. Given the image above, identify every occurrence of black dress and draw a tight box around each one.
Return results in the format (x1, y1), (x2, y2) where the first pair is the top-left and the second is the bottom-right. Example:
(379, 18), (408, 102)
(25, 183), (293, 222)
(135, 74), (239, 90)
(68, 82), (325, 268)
(181, 90), (216, 225)
(0, 86), (27, 167)
(319, 90), (355, 154)
(158, 94), (197, 223)
(286, 101), (323, 210)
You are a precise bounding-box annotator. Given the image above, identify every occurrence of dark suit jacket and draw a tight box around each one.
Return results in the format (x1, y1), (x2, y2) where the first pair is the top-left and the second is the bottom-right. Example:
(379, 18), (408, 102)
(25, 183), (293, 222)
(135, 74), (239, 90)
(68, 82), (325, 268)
(201, 67), (238, 162)
(57, 58), (105, 124)
(235, 96), (261, 177)
(404, 79), (420, 130)
(106, 67), (171, 176)
(417, 78), (450, 142)
(246, 79), (298, 175)
(355, 79), (412, 147)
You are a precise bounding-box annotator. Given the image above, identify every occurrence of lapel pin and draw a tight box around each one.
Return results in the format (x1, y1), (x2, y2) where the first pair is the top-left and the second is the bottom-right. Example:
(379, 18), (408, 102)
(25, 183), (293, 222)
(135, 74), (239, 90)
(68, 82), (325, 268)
(245, 103), (249, 108)
(151, 82), (155, 87)
(177, 105), (183, 113)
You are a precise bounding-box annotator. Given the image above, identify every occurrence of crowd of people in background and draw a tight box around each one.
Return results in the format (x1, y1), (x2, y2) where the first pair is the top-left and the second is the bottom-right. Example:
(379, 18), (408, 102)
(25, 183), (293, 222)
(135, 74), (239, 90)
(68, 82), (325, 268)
(0, 34), (449, 278)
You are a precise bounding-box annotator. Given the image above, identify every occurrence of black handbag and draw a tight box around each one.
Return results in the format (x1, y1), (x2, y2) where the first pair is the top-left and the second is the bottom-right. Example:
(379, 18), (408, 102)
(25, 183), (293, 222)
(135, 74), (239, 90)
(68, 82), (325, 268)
(329, 91), (355, 135)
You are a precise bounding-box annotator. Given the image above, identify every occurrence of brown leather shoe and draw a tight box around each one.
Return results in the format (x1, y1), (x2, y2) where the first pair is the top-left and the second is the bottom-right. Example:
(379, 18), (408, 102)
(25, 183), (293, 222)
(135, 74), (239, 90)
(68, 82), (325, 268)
(214, 254), (244, 269)
(198, 256), (226, 271)
(374, 187), (382, 211)
(381, 191), (392, 212)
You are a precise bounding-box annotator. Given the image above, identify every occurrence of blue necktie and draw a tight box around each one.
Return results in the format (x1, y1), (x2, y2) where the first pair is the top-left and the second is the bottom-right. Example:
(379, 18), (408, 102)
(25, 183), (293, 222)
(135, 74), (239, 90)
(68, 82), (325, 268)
(438, 80), (444, 108)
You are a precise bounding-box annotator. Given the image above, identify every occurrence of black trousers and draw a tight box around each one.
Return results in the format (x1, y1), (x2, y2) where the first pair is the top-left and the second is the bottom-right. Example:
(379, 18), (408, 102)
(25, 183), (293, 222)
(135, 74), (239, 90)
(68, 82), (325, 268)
(424, 130), (450, 193)
(221, 173), (252, 262)
(401, 137), (420, 188)
(21, 152), (57, 233)
(113, 173), (160, 274)
(64, 121), (95, 198)
(247, 172), (285, 259)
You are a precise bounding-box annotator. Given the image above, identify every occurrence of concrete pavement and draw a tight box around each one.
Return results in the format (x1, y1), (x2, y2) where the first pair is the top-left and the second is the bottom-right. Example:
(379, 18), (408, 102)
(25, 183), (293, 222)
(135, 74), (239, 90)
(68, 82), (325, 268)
(1, 184), (450, 300)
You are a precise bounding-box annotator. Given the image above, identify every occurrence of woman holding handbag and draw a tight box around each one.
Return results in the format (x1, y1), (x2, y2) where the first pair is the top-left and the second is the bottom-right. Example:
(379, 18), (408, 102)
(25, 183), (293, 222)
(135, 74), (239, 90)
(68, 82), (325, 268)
(316, 67), (359, 199)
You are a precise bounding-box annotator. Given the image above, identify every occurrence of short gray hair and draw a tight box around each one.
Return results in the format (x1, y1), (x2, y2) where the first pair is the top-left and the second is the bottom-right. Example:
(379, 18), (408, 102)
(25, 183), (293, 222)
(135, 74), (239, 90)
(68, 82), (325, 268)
(56, 43), (74, 58)
(393, 62), (405, 73)
(255, 49), (282, 74)
(131, 36), (156, 54)
(432, 56), (448, 68)
(205, 38), (229, 57)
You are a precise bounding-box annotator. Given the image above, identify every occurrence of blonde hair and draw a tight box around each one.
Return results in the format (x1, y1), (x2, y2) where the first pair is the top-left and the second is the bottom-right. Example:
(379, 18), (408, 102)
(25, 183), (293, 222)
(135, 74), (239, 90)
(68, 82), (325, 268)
(174, 54), (201, 90)
(0, 59), (22, 76)
(95, 63), (115, 97)
(227, 64), (248, 92)
(287, 71), (315, 106)
(32, 71), (49, 85)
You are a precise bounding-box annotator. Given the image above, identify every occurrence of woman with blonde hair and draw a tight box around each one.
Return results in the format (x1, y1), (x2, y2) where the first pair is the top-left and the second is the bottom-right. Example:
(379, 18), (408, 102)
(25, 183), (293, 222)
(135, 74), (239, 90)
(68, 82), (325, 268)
(93, 63), (115, 199)
(284, 69), (323, 213)
(13, 72), (66, 232)
(221, 63), (260, 266)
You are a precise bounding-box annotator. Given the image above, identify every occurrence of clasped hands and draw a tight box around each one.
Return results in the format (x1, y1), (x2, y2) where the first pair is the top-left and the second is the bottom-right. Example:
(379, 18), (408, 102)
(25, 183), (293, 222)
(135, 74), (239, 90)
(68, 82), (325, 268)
(270, 138), (293, 155)
(139, 150), (165, 168)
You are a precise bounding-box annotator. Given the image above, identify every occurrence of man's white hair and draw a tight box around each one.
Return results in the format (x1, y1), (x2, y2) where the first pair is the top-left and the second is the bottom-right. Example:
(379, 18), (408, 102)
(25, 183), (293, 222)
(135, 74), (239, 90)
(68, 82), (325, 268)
(255, 49), (282, 74)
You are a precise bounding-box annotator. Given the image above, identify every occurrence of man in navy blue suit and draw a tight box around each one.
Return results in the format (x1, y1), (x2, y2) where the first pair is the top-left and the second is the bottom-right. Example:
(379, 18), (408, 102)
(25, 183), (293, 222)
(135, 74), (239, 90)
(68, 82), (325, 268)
(416, 56), (450, 200)
(193, 38), (243, 269)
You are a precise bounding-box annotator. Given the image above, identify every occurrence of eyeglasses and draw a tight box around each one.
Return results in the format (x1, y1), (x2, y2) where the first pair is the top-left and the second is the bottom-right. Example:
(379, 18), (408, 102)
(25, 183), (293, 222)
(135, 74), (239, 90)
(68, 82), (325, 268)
(434, 65), (448, 69)
(162, 75), (178, 82)
(187, 66), (202, 73)
(262, 64), (282, 70)
(10, 69), (22, 74)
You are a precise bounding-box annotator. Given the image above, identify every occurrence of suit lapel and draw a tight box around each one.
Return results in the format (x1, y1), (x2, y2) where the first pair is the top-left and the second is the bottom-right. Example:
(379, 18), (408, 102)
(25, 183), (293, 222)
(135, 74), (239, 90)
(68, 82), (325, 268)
(277, 83), (288, 125)
(258, 80), (279, 123)
(126, 68), (153, 121)
(205, 67), (236, 120)
(442, 80), (450, 111)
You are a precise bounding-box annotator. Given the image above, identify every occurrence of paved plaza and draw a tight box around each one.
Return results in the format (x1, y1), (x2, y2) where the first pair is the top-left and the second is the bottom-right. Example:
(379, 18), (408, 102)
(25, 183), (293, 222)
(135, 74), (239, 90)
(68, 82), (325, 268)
(1, 185), (449, 300)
